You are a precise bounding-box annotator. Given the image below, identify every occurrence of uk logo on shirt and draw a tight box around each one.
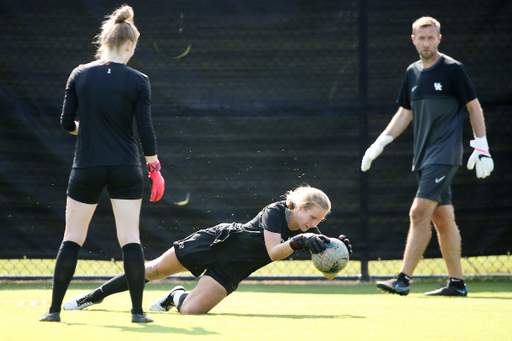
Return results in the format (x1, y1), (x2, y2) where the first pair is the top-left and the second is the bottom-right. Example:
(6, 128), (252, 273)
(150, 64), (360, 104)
(434, 82), (443, 91)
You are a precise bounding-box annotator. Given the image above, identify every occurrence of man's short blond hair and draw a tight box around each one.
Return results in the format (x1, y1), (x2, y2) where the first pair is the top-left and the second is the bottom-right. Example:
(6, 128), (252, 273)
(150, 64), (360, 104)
(412, 16), (441, 36)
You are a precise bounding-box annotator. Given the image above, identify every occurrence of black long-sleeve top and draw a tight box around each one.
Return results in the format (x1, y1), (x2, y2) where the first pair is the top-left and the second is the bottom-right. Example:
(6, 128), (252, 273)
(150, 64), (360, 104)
(60, 60), (157, 168)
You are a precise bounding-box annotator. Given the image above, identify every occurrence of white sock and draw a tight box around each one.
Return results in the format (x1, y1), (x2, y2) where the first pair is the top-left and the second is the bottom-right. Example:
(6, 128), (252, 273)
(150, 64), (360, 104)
(173, 291), (184, 307)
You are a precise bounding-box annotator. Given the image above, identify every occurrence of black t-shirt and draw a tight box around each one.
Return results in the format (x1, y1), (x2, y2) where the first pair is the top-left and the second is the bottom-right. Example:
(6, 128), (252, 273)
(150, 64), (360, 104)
(396, 55), (477, 171)
(60, 60), (157, 168)
(244, 200), (321, 240)
(211, 201), (321, 282)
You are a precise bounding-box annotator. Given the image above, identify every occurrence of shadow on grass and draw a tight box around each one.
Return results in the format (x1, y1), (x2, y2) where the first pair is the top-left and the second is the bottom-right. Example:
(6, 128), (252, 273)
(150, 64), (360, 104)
(64, 322), (219, 335)
(230, 281), (512, 296)
(70, 307), (366, 320)
(458, 296), (512, 300)
(211, 312), (366, 319)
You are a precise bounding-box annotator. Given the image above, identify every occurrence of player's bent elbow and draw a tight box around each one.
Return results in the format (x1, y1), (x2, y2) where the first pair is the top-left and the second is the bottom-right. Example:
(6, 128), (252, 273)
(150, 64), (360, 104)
(269, 255), (280, 262)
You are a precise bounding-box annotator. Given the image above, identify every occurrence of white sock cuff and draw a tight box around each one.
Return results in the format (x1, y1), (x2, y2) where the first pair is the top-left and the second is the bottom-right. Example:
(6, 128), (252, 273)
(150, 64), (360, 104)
(173, 291), (184, 307)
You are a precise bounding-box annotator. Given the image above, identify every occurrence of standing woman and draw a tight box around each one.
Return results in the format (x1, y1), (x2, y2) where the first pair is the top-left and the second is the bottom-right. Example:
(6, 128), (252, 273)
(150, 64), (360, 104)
(40, 5), (164, 323)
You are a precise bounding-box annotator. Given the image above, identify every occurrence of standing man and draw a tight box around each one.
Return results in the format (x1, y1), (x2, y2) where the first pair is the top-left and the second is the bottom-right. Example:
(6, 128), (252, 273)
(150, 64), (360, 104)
(361, 16), (493, 296)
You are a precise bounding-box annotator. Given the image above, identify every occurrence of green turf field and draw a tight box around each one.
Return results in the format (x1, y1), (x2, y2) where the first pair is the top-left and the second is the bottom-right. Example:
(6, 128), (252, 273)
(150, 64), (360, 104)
(2, 280), (510, 341)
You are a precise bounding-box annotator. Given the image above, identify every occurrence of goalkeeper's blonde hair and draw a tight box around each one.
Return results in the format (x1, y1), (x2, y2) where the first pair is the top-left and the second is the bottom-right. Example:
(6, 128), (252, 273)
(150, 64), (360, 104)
(284, 185), (331, 213)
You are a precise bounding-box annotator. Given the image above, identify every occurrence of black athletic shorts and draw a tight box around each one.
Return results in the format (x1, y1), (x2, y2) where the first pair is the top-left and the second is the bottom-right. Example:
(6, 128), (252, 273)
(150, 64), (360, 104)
(67, 165), (143, 204)
(173, 226), (237, 295)
(414, 164), (458, 205)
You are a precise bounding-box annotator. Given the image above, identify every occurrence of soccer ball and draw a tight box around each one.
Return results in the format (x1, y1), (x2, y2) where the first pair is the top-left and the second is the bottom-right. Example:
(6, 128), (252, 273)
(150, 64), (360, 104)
(311, 238), (349, 280)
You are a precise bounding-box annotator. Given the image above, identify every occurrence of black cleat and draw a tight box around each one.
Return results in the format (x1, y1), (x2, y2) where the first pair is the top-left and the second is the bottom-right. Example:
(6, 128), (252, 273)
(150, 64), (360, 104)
(425, 283), (468, 296)
(39, 312), (61, 322)
(376, 276), (410, 296)
(132, 313), (154, 323)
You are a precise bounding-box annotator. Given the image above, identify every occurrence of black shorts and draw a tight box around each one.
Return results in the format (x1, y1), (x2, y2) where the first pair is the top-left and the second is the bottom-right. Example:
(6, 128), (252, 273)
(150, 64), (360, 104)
(173, 226), (238, 295)
(67, 165), (143, 204)
(414, 164), (458, 205)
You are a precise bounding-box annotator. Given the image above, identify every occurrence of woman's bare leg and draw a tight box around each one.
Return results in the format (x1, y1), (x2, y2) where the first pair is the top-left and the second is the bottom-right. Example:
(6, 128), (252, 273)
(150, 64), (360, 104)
(179, 275), (227, 314)
(145, 247), (189, 280)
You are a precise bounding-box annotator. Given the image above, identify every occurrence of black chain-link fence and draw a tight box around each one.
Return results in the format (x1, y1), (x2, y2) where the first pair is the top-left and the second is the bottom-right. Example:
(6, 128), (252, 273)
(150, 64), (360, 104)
(1, 0), (511, 279)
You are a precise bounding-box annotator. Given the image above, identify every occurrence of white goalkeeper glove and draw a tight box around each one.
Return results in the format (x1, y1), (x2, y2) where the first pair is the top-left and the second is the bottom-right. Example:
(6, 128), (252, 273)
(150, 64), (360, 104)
(467, 136), (494, 179)
(361, 135), (393, 171)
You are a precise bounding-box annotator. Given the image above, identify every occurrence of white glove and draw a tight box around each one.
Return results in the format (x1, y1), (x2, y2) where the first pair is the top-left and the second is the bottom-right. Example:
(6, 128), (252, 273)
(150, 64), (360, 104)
(467, 136), (494, 179)
(361, 135), (393, 171)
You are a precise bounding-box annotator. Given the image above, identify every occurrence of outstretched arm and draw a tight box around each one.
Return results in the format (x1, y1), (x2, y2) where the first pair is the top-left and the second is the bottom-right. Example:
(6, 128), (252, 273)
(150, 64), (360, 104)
(361, 107), (412, 171)
(381, 106), (413, 139)
(264, 230), (294, 261)
(264, 230), (329, 261)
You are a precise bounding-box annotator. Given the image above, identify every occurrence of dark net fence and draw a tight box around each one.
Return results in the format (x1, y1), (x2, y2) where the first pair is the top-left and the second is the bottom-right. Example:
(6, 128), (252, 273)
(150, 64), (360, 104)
(1, 0), (511, 277)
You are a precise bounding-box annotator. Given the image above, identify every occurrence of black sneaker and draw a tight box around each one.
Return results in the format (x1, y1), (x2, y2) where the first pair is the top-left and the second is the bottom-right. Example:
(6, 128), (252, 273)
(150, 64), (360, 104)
(424, 283), (468, 296)
(63, 292), (103, 310)
(131, 313), (154, 323)
(39, 311), (61, 322)
(149, 286), (186, 311)
(376, 276), (410, 296)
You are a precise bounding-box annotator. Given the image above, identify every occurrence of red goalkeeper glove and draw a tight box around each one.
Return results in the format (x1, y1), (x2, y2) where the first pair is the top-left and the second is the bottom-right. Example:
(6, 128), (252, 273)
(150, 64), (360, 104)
(147, 160), (165, 202)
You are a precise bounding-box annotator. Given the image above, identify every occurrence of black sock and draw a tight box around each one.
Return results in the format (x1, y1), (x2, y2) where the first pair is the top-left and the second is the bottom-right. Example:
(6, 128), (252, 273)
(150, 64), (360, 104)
(122, 243), (146, 315)
(176, 292), (189, 313)
(49, 241), (81, 313)
(449, 277), (465, 288)
(91, 273), (150, 302)
(91, 272), (129, 302)
(398, 272), (411, 285)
